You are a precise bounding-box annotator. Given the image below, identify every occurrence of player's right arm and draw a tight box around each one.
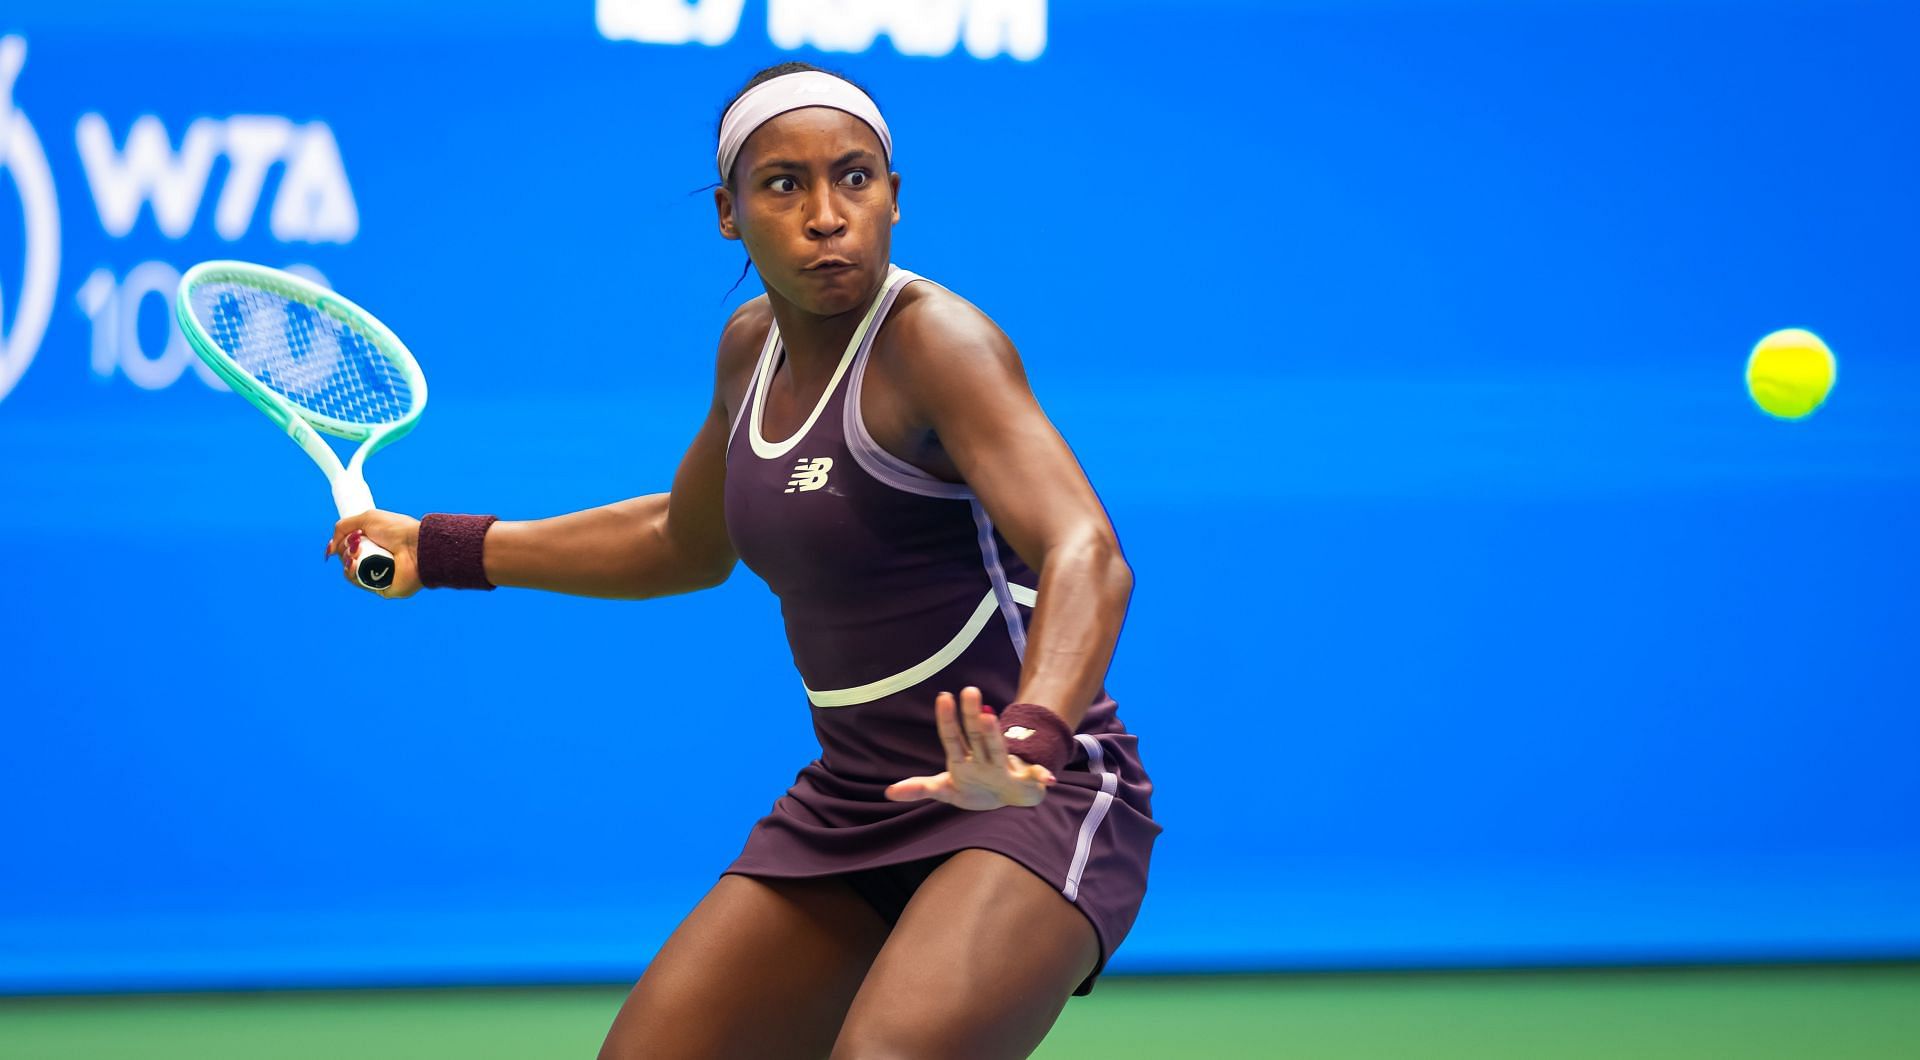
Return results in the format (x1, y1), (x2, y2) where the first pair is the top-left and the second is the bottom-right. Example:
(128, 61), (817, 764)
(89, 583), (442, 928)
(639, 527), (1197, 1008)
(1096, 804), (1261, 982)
(329, 301), (765, 600)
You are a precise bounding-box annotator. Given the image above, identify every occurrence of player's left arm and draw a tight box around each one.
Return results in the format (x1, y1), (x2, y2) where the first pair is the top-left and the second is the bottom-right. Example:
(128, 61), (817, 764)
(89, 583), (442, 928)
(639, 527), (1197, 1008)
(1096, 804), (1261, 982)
(890, 295), (1132, 731)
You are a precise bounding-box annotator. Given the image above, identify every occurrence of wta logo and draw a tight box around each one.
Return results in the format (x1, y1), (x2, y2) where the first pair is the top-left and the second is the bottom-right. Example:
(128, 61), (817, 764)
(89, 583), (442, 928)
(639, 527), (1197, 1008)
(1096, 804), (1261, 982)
(0, 36), (61, 406)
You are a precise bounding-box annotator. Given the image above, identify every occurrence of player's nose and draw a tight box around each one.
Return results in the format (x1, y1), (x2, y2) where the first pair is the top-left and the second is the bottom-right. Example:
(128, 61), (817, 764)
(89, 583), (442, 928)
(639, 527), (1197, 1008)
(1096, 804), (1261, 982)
(805, 185), (846, 239)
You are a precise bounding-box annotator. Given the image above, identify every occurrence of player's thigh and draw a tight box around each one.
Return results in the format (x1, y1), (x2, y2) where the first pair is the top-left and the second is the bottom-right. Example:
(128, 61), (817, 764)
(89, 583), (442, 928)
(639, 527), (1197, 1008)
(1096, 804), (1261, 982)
(831, 849), (1099, 1060)
(599, 872), (891, 1060)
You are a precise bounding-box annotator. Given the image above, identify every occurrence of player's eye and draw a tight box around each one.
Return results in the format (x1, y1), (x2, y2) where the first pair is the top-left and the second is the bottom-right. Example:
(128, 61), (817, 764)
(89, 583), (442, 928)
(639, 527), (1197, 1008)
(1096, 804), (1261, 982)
(840, 170), (870, 188)
(767, 176), (798, 193)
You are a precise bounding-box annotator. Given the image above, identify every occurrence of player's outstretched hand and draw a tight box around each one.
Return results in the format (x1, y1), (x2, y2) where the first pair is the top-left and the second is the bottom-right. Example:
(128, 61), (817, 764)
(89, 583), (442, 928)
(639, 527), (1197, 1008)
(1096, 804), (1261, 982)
(886, 687), (1057, 810)
(326, 511), (422, 598)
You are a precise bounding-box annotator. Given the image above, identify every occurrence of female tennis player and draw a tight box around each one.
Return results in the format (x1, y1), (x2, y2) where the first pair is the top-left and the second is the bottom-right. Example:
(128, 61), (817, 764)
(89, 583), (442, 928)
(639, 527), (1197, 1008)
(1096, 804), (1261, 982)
(329, 62), (1158, 1060)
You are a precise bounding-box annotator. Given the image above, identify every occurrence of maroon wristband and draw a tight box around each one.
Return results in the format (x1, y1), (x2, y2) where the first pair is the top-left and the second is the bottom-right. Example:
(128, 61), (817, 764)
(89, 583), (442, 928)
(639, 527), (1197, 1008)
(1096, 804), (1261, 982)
(999, 703), (1074, 775)
(417, 513), (498, 590)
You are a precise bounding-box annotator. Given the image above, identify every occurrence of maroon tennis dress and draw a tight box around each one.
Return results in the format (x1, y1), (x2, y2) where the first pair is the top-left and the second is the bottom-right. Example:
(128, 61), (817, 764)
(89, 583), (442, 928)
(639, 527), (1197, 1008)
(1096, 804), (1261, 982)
(721, 265), (1160, 993)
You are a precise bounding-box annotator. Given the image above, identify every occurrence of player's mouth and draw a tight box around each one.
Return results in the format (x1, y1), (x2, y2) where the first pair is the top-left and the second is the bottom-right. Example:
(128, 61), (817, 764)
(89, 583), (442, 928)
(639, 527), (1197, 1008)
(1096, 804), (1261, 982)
(804, 257), (857, 272)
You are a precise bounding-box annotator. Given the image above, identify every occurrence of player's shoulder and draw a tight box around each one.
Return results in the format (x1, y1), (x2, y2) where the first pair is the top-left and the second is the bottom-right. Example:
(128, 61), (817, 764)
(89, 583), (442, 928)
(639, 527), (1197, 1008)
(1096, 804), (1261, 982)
(715, 294), (772, 377)
(881, 278), (1019, 374)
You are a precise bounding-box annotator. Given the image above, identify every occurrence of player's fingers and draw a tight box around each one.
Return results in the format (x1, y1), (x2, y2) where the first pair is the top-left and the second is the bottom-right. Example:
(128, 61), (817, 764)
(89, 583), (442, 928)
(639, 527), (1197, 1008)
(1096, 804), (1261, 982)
(979, 703), (1014, 761)
(934, 692), (968, 765)
(1011, 757), (1057, 787)
(885, 774), (951, 803)
(329, 515), (371, 559)
(341, 541), (365, 587)
(1003, 778), (1048, 807)
(338, 530), (363, 577)
(958, 688), (994, 761)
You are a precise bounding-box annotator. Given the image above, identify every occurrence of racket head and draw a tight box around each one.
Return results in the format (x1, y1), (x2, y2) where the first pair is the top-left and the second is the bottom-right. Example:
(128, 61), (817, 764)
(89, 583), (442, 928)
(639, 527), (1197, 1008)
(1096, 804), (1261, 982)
(176, 261), (427, 444)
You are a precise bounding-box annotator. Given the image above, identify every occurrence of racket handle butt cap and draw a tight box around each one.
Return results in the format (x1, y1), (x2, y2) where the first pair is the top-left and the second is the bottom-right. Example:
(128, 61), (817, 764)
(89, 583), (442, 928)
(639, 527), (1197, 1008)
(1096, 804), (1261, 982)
(355, 541), (397, 592)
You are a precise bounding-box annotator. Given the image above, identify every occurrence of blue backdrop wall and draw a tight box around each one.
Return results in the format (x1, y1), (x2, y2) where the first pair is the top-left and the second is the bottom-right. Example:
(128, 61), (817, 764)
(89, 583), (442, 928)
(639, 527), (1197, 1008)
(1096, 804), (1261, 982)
(2, 0), (1916, 993)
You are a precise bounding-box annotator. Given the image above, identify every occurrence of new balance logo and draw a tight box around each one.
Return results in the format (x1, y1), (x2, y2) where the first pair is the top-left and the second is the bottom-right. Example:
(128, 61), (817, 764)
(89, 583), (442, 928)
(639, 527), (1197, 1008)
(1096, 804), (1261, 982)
(785, 456), (833, 493)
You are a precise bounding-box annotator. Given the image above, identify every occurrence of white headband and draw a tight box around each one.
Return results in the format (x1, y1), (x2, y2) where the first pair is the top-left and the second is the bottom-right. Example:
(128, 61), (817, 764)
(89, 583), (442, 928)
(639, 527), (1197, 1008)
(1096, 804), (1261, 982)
(716, 71), (893, 182)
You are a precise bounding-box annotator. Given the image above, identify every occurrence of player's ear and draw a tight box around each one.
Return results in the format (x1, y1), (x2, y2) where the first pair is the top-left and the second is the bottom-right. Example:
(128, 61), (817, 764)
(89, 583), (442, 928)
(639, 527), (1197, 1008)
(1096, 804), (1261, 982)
(715, 185), (741, 241)
(889, 172), (901, 225)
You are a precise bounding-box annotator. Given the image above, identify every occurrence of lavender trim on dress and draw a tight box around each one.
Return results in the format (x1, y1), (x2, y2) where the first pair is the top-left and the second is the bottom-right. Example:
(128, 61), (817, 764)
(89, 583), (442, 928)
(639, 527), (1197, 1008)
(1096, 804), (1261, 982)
(841, 274), (976, 500)
(970, 499), (1030, 662)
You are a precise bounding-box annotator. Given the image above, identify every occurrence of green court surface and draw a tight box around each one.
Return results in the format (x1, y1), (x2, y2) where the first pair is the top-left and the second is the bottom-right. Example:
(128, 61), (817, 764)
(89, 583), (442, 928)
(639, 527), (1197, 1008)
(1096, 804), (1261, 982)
(2, 964), (1916, 1058)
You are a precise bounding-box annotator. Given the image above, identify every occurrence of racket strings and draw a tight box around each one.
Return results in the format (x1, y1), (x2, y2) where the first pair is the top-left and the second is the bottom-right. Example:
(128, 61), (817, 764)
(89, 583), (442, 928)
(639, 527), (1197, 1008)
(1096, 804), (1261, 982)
(192, 281), (414, 428)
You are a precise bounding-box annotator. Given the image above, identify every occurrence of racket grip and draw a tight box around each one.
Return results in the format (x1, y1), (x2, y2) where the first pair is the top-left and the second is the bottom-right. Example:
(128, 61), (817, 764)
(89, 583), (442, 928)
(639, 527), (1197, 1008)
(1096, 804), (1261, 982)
(332, 476), (376, 521)
(354, 539), (397, 592)
(331, 472), (388, 591)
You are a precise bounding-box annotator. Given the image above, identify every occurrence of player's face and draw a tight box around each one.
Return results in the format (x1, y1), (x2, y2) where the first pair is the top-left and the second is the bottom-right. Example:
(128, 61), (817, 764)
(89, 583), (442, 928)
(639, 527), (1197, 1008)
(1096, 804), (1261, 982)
(717, 107), (901, 317)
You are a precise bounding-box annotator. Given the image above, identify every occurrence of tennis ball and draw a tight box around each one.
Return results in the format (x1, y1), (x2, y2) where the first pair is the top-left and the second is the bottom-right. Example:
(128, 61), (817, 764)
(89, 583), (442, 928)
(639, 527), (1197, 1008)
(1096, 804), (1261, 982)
(1746, 328), (1835, 420)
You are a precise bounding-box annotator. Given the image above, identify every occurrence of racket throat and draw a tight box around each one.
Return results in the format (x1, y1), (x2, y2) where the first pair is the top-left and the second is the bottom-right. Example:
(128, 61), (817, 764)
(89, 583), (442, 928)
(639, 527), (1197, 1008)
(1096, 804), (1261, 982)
(331, 475), (376, 518)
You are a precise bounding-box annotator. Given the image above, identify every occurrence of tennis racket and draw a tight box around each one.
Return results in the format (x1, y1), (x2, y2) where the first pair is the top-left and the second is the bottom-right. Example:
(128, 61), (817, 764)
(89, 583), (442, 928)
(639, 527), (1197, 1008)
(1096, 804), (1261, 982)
(176, 261), (427, 592)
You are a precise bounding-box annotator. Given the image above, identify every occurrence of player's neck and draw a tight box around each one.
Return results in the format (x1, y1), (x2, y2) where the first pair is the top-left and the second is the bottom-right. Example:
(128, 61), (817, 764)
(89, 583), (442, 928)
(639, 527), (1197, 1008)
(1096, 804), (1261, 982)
(763, 290), (871, 382)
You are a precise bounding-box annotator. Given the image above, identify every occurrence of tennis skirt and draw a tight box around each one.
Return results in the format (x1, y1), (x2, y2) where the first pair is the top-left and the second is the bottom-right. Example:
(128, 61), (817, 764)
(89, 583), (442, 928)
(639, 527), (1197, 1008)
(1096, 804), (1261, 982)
(724, 728), (1159, 995)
